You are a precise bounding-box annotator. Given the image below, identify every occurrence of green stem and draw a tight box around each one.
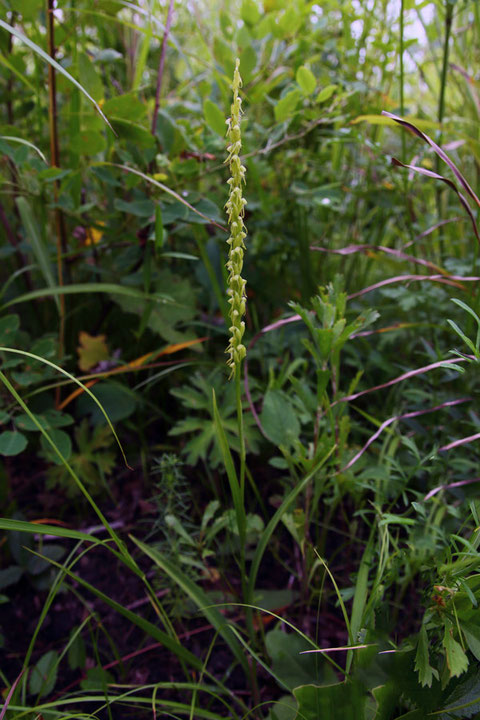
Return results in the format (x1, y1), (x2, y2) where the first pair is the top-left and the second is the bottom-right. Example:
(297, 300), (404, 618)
(436, 0), (454, 254)
(399, 0), (406, 163)
(235, 360), (258, 702)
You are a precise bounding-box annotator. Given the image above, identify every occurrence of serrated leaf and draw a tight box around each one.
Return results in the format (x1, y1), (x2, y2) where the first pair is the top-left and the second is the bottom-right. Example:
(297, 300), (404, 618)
(296, 66), (316, 95)
(0, 431), (27, 456)
(77, 331), (109, 372)
(415, 624), (438, 687)
(203, 99), (226, 135)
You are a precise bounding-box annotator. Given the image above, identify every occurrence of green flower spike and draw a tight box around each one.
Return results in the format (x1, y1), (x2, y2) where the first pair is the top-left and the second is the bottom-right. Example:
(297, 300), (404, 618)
(225, 58), (247, 376)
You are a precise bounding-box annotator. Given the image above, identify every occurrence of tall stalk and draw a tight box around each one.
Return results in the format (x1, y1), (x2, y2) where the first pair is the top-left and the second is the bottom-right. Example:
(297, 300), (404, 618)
(46, 0), (67, 387)
(223, 59), (259, 702)
(225, 57), (248, 507)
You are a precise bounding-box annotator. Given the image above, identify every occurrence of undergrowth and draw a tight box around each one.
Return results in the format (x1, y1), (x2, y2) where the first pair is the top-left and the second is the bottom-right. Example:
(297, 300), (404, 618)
(1, 1), (480, 719)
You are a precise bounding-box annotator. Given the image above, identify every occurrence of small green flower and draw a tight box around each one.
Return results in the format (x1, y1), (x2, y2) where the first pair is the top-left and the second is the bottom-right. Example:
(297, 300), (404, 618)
(225, 58), (247, 375)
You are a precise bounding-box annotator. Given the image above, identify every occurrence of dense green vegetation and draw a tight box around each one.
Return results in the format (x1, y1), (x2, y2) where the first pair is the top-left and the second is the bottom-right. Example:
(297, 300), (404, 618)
(1, 0), (480, 717)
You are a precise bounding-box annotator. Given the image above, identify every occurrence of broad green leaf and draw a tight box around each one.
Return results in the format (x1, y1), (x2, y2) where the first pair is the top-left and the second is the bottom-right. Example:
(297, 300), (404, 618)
(114, 197), (155, 217)
(77, 382), (136, 425)
(241, 0), (261, 25)
(0, 315), (19, 343)
(68, 630), (86, 671)
(40, 429), (72, 465)
(0, 565), (23, 590)
(239, 45), (257, 83)
(203, 99), (226, 136)
(296, 66), (316, 95)
(29, 650), (58, 698)
(78, 52), (104, 102)
(274, 89), (302, 122)
(15, 410), (73, 432)
(266, 630), (334, 690)
(260, 389), (300, 446)
(294, 680), (366, 719)
(110, 118), (155, 148)
(0, 431), (27, 456)
(26, 543), (65, 576)
(265, 695), (297, 720)
(316, 84), (338, 103)
(102, 94), (146, 122)
(444, 623), (469, 678)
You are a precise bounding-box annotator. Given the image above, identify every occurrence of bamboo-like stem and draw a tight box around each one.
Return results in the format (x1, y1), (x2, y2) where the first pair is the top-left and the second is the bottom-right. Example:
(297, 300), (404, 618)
(151, 0), (174, 137)
(47, 0), (67, 399)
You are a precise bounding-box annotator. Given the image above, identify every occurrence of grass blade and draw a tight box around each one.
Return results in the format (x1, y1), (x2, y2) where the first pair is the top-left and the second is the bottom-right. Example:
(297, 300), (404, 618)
(247, 446), (336, 600)
(0, 19), (113, 132)
(130, 536), (250, 674)
(0, 283), (174, 311)
(16, 197), (59, 312)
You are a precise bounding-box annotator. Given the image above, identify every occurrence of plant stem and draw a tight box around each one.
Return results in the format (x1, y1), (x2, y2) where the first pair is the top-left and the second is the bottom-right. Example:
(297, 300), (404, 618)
(435, 0), (454, 251)
(47, 0), (67, 389)
(399, 0), (405, 163)
(437, 0), (453, 168)
(151, 0), (174, 137)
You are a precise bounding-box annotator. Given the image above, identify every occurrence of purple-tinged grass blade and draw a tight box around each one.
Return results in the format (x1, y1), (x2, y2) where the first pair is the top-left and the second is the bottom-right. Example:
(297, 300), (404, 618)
(311, 243), (447, 274)
(382, 111), (480, 207)
(341, 398), (470, 473)
(450, 63), (480, 116)
(390, 158), (480, 243)
(333, 356), (472, 407)
(402, 217), (463, 249)
(347, 273), (480, 300)
(425, 477), (480, 501)
(439, 432), (480, 453)
(352, 322), (424, 338)
(0, 670), (25, 720)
